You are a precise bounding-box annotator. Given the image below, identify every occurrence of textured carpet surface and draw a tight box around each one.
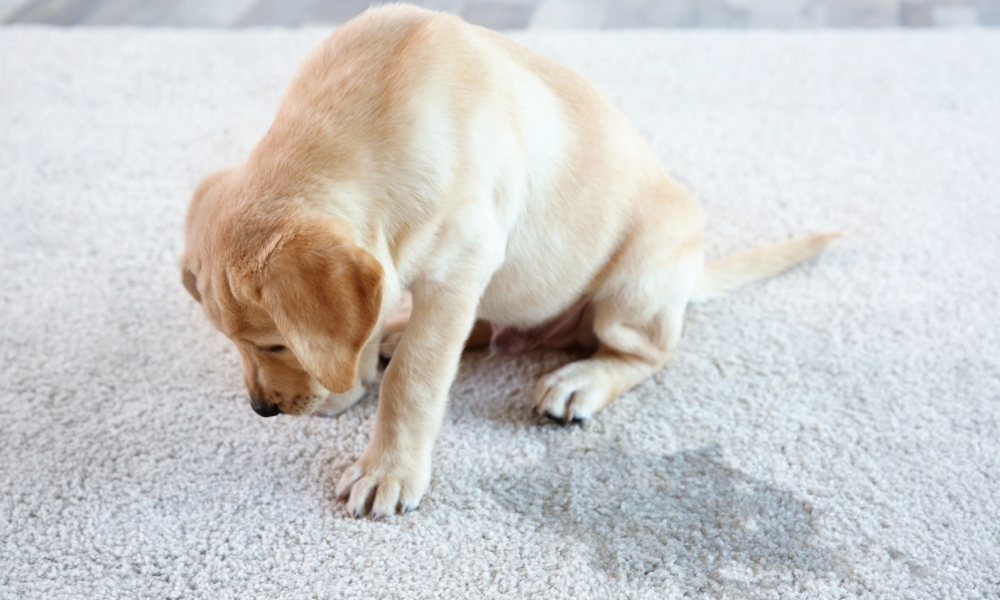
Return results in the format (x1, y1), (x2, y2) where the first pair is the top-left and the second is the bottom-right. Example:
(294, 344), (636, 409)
(1, 26), (999, 599)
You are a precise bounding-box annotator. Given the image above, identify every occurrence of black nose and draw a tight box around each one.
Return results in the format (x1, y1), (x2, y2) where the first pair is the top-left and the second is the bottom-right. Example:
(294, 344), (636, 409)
(250, 397), (281, 418)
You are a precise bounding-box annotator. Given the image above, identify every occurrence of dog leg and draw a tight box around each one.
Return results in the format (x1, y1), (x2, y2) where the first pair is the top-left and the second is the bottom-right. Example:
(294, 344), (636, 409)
(380, 291), (492, 360)
(336, 278), (482, 517)
(379, 291), (413, 359)
(534, 221), (703, 422)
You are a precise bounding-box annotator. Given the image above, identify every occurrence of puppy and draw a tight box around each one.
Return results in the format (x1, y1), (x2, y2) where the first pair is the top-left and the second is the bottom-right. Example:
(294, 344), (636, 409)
(181, 5), (836, 518)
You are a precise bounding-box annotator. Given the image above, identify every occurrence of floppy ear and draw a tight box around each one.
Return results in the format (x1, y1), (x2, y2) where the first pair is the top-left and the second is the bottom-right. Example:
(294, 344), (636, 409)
(258, 227), (383, 394)
(181, 266), (202, 303)
(182, 169), (234, 304)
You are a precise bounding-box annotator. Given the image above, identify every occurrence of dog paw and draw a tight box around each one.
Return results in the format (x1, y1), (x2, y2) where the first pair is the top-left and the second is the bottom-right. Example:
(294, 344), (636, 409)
(533, 362), (612, 423)
(335, 450), (430, 518)
(311, 382), (367, 417)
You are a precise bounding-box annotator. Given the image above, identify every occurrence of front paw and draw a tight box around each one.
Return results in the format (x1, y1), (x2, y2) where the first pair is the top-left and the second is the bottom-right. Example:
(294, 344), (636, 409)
(335, 448), (430, 518)
(311, 381), (367, 417)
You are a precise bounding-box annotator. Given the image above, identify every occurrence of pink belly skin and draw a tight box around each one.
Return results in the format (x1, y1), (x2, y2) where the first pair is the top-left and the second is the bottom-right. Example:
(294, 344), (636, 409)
(489, 299), (591, 354)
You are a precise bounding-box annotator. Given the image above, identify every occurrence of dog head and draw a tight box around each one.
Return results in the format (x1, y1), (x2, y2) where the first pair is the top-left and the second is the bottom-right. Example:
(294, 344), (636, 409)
(181, 169), (383, 417)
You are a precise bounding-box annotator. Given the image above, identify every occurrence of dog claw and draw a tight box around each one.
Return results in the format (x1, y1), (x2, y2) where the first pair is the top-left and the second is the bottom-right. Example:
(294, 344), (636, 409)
(542, 410), (563, 423)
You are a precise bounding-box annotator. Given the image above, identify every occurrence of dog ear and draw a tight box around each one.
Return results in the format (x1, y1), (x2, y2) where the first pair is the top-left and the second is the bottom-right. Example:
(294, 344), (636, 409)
(258, 224), (383, 394)
(182, 169), (235, 304)
(181, 265), (202, 303)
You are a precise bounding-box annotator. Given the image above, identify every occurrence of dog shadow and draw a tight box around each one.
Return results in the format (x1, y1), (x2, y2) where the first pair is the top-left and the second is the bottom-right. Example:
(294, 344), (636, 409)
(480, 443), (849, 592)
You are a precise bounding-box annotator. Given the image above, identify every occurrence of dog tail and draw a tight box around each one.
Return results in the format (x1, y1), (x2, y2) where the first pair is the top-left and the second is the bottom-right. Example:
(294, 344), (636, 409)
(690, 232), (839, 302)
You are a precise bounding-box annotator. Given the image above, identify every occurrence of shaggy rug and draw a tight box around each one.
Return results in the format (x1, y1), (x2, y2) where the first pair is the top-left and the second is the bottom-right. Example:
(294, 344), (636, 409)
(1, 24), (998, 599)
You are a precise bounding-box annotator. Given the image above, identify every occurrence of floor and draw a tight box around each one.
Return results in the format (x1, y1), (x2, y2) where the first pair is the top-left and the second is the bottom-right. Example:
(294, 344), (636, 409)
(2, 0), (997, 28)
(4, 27), (1000, 599)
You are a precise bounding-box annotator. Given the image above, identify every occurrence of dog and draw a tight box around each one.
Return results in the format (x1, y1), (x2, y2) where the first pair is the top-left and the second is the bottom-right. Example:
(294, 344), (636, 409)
(181, 5), (836, 518)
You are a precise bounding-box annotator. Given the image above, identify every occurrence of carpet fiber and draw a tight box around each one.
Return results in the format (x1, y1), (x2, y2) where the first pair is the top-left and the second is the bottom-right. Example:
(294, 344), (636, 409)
(1, 26), (999, 599)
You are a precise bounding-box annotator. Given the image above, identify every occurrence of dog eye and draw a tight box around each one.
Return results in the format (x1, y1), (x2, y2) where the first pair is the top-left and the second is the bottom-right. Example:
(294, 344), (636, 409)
(264, 345), (286, 353)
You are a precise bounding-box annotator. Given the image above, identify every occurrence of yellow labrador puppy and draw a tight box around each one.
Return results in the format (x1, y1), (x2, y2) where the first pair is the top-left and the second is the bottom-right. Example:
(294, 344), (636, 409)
(181, 5), (835, 518)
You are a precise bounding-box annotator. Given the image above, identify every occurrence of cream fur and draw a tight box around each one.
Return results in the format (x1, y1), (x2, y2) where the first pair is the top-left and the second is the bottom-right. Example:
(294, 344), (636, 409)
(182, 5), (835, 518)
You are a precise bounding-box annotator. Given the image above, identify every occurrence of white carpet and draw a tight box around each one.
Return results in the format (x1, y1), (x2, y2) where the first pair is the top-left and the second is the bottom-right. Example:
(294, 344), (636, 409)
(1, 26), (999, 599)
